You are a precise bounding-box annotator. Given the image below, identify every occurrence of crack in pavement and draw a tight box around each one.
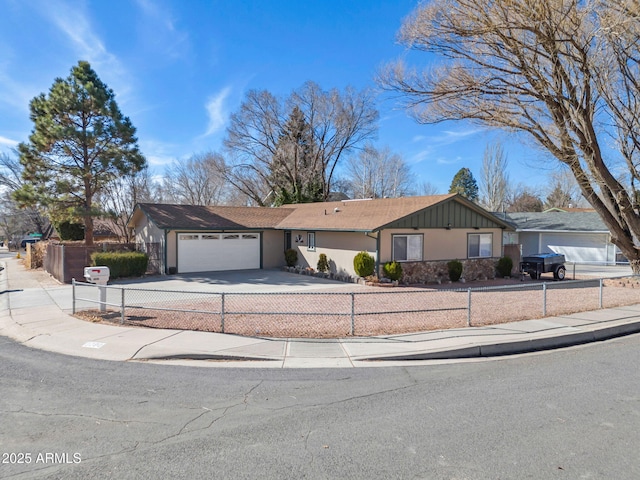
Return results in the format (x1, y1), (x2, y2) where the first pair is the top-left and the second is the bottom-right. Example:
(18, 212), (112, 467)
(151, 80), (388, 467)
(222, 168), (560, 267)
(266, 381), (419, 412)
(303, 428), (315, 467)
(153, 380), (266, 444)
(4, 407), (164, 426)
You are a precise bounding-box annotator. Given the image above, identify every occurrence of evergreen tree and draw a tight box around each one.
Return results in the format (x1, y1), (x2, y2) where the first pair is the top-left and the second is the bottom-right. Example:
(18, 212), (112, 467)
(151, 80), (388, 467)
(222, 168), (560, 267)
(545, 185), (573, 210)
(269, 106), (323, 205)
(14, 61), (146, 245)
(448, 167), (479, 202)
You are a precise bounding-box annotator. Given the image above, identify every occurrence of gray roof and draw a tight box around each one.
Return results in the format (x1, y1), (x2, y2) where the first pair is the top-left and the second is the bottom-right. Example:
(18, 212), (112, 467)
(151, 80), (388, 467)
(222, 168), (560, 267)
(499, 212), (609, 232)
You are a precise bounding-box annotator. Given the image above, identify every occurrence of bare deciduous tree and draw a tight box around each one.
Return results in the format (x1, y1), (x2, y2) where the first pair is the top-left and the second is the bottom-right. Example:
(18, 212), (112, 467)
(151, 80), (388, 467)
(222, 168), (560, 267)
(345, 144), (415, 199)
(544, 169), (587, 210)
(419, 181), (441, 196)
(379, 0), (640, 271)
(162, 152), (228, 206)
(224, 81), (378, 205)
(0, 152), (49, 244)
(99, 167), (155, 242)
(480, 142), (510, 212)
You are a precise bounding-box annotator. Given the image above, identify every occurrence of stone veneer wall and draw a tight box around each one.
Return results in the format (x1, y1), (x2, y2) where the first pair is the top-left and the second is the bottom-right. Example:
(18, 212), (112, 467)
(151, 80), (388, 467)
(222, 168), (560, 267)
(397, 258), (499, 284)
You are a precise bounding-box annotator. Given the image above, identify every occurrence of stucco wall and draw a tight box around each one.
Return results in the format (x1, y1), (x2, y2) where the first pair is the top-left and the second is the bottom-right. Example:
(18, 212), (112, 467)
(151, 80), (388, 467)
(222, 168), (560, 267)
(289, 230), (376, 277)
(262, 230), (285, 268)
(134, 217), (166, 273)
(166, 230), (177, 271)
(379, 228), (503, 263)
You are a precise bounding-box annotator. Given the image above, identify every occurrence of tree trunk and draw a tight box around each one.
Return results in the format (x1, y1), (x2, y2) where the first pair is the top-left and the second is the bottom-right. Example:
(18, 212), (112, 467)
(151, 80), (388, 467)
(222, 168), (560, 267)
(84, 214), (94, 246)
(615, 241), (640, 274)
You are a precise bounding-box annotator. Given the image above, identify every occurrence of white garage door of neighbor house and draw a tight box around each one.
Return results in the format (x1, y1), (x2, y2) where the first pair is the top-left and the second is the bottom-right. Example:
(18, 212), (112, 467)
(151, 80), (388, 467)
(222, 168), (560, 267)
(177, 233), (260, 273)
(540, 233), (608, 263)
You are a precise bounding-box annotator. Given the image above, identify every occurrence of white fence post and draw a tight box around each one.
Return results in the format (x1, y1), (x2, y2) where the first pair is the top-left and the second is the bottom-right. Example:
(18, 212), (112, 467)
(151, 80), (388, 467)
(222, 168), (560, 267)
(599, 278), (604, 309)
(351, 293), (355, 336)
(221, 293), (225, 333)
(121, 287), (125, 324)
(98, 285), (107, 313)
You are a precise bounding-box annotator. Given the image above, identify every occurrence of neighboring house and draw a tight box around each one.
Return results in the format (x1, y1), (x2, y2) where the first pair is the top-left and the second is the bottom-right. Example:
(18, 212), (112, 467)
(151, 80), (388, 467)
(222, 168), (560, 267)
(502, 211), (621, 264)
(47, 218), (123, 243)
(128, 194), (513, 279)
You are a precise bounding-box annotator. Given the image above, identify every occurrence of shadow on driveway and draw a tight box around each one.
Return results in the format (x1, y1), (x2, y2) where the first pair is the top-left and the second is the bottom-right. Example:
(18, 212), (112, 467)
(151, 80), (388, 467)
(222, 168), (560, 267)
(109, 269), (358, 293)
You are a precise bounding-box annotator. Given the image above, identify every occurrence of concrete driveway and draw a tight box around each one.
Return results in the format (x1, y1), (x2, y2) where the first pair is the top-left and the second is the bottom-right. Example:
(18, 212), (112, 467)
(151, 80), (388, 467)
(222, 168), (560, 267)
(569, 263), (634, 279)
(109, 268), (364, 293)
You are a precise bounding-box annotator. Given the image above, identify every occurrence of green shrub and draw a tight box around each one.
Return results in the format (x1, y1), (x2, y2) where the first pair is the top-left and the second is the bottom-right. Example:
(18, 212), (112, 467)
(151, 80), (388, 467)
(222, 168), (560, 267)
(353, 251), (375, 277)
(56, 221), (84, 241)
(317, 253), (330, 273)
(447, 259), (463, 282)
(383, 261), (403, 281)
(91, 251), (148, 279)
(284, 248), (298, 267)
(496, 256), (513, 278)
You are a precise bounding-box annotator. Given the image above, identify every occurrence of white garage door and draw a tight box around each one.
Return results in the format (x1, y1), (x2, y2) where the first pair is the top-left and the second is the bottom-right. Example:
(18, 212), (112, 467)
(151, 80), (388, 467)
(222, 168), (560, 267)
(177, 233), (260, 273)
(540, 233), (608, 263)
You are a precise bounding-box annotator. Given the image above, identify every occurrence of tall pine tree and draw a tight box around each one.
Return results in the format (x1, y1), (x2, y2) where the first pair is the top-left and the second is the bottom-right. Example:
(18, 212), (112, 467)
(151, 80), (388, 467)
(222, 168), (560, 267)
(269, 106), (323, 205)
(449, 167), (479, 202)
(15, 61), (146, 245)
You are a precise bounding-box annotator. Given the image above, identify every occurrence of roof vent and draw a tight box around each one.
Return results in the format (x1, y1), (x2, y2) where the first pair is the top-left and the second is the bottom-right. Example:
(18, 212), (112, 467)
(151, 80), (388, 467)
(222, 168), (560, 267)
(334, 207), (341, 213)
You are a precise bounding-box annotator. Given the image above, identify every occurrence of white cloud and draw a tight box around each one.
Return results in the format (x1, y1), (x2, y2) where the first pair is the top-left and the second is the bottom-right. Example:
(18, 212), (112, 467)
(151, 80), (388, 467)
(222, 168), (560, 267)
(0, 70), (38, 111)
(432, 128), (483, 146)
(437, 156), (462, 165)
(0, 136), (19, 147)
(409, 147), (433, 164)
(37, 1), (131, 100)
(407, 127), (484, 165)
(139, 139), (177, 168)
(134, 0), (190, 60)
(204, 87), (232, 137)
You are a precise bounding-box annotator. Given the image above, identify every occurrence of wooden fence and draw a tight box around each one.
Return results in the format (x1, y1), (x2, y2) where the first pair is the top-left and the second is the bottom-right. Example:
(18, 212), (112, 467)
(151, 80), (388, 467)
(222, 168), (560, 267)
(44, 242), (136, 283)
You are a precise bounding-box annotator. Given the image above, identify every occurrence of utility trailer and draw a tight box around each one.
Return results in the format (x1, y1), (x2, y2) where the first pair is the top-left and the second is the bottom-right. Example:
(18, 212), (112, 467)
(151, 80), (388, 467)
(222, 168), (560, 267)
(519, 253), (566, 281)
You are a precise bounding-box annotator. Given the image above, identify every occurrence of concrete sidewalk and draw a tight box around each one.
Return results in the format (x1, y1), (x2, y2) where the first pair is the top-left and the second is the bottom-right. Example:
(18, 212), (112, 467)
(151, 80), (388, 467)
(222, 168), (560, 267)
(1, 255), (640, 368)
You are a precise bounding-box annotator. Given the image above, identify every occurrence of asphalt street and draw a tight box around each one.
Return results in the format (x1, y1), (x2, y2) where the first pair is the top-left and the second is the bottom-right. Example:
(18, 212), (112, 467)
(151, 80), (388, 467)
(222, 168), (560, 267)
(2, 332), (640, 479)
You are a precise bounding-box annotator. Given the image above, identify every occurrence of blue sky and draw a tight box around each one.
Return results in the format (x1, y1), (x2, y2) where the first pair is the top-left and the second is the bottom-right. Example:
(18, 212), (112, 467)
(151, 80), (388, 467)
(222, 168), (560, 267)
(0, 0), (550, 195)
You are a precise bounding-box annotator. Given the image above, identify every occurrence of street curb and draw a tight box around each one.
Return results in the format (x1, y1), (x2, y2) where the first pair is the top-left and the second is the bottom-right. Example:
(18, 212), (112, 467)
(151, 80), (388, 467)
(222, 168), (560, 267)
(0, 261), (8, 312)
(364, 319), (640, 361)
(136, 354), (277, 362)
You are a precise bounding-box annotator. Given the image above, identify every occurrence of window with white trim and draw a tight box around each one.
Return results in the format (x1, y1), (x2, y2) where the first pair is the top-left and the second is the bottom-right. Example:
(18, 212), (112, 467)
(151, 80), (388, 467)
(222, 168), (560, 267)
(468, 233), (492, 258)
(179, 234), (198, 241)
(307, 232), (316, 251)
(392, 234), (423, 262)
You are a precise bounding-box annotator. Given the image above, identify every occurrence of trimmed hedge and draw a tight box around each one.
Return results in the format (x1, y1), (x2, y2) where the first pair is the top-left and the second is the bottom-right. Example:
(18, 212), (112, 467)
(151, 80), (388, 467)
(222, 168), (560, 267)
(91, 251), (148, 279)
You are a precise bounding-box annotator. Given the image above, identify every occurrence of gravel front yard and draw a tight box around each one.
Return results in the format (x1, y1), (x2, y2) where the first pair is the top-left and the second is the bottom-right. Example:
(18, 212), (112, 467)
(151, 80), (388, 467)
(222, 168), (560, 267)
(76, 276), (640, 338)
